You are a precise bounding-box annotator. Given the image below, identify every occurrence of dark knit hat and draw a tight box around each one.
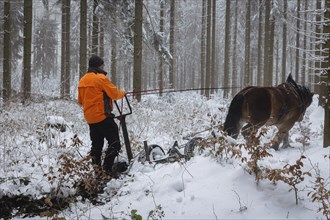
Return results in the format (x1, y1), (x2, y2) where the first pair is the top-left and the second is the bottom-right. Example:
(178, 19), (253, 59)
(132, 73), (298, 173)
(88, 55), (104, 68)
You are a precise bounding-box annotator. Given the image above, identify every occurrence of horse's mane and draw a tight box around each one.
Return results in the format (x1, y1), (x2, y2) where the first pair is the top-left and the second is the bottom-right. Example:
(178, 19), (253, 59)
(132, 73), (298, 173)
(285, 73), (313, 108)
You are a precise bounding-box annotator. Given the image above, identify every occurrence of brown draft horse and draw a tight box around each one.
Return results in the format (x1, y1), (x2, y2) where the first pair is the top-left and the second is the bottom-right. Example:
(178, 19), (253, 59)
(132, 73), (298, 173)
(223, 74), (314, 150)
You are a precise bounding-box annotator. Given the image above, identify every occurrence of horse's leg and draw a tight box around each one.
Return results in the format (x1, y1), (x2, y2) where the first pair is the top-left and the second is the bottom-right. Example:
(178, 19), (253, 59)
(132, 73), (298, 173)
(266, 91), (282, 126)
(270, 131), (287, 151)
(281, 132), (291, 148)
(241, 123), (253, 139)
(242, 123), (260, 146)
(271, 122), (294, 150)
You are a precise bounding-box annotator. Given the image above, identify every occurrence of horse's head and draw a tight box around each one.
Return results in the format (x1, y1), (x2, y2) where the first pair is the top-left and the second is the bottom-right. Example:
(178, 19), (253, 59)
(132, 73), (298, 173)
(286, 73), (299, 88)
(297, 85), (314, 121)
(300, 85), (314, 107)
(285, 74), (313, 107)
(285, 73), (314, 120)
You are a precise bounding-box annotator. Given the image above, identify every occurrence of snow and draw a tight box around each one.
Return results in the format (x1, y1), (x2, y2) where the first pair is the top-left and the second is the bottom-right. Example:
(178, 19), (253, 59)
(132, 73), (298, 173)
(0, 92), (329, 220)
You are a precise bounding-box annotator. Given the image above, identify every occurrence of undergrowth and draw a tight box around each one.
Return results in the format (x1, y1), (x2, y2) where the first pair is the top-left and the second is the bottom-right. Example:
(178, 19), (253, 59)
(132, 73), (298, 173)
(193, 124), (330, 220)
(0, 95), (328, 220)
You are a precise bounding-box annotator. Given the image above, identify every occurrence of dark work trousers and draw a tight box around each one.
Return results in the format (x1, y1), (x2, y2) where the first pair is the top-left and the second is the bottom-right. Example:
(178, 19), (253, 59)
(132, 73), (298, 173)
(88, 117), (121, 172)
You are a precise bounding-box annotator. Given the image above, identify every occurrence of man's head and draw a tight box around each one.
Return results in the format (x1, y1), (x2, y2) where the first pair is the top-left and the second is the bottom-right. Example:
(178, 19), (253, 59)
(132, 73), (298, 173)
(89, 55), (104, 68)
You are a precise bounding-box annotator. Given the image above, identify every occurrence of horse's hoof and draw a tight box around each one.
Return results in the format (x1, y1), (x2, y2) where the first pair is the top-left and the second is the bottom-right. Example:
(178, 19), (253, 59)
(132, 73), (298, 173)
(282, 144), (292, 149)
(270, 145), (279, 151)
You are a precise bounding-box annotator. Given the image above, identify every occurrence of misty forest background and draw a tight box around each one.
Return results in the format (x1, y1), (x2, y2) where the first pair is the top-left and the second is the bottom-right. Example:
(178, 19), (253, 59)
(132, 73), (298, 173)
(0, 0), (329, 147)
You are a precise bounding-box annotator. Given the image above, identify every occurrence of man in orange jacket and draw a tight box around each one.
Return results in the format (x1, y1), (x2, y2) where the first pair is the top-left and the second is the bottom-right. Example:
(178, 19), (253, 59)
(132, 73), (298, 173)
(78, 55), (125, 176)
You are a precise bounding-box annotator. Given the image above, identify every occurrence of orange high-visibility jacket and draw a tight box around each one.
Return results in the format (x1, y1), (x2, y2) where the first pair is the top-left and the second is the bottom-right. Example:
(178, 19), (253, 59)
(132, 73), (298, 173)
(78, 72), (125, 124)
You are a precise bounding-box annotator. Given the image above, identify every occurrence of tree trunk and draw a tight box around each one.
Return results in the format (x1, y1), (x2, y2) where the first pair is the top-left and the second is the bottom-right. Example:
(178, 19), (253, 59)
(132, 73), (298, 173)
(169, 0), (175, 88)
(205, 0), (211, 98)
(60, 0), (70, 99)
(276, 40), (280, 84)
(3, 0), (11, 104)
(92, 0), (99, 55)
(64, 0), (71, 98)
(263, 0), (271, 86)
(110, 5), (117, 85)
(99, 26), (104, 58)
(324, 83), (330, 147)
(211, 0), (216, 94)
(232, 0), (238, 94)
(314, 0), (322, 93)
(295, 0), (301, 82)
(281, 0), (288, 82)
(159, 0), (164, 96)
(23, 0), (33, 102)
(79, 0), (87, 79)
(200, 0), (206, 95)
(244, 0), (251, 86)
(301, 0), (308, 84)
(268, 9), (275, 85)
(133, 0), (143, 102)
(322, 0), (330, 148)
(223, 0), (231, 98)
(317, 1), (328, 106)
(60, 0), (65, 98)
(257, 0), (263, 85)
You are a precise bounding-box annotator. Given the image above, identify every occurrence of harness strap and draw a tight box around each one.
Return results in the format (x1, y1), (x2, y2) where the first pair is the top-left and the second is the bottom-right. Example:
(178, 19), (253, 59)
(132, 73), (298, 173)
(288, 83), (306, 115)
(273, 87), (288, 125)
(276, 93), (288, 124)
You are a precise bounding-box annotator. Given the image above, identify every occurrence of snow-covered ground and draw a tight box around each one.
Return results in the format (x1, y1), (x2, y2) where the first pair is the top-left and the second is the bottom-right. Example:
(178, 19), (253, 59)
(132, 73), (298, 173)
(0, 92), (329, 219)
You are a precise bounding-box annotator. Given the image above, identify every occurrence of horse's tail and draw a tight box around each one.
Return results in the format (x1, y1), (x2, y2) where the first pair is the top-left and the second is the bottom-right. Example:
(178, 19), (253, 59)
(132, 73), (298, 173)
(224, 94), (244, 139)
